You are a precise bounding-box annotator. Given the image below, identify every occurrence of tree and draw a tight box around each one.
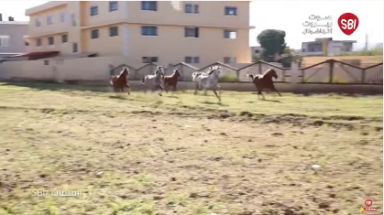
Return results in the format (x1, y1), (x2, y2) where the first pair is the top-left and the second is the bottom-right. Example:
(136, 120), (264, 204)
(257, 29), (287, 61)
(252, 55), (260, 62)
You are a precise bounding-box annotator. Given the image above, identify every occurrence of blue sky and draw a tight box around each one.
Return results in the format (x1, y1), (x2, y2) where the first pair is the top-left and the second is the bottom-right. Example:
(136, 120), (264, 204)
(1, 1), (383, 50)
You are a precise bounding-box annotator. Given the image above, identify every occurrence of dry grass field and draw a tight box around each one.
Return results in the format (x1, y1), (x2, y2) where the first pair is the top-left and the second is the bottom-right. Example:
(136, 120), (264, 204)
(302, 56), (383, 66)
(0, 82), (383, 215)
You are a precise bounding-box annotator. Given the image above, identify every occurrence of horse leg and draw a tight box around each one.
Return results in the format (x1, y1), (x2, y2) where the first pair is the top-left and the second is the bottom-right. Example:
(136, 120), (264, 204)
(126, 84), (130, 95)
(261, 91), (266, 100)
(213, 90), (221, 101)
(194, 83), (199, 95)
(173, 84), (177, 91)
(257, 88), (265, 100)
(158, 85), (163, 96)
(271, 85), (282, 96)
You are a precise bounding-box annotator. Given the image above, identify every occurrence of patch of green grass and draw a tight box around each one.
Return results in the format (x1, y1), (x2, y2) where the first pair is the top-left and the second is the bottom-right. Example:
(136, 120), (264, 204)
(219, 73), (239, 83)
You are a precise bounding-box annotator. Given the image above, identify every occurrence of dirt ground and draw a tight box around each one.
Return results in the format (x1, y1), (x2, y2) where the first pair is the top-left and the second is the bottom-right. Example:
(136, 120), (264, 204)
(0, 82), (383, 215)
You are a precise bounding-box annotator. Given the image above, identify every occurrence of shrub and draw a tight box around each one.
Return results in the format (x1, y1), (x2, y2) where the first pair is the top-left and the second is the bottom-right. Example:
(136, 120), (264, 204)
(219, 73), (239, 83)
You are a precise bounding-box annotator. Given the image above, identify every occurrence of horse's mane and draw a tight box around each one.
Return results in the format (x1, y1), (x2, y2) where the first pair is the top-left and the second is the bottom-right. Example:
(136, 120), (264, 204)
(171, 69), (180, 76)
(262, 68), (275, 77)
(207, 66), (220, 76)
(117, 67), (129, 79)
(155, 67), (164, 76)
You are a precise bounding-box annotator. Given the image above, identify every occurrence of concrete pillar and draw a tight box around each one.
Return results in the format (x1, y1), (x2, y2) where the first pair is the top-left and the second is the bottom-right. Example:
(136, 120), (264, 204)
(291, 62), (299, 92)
(108, 64), (114, 76)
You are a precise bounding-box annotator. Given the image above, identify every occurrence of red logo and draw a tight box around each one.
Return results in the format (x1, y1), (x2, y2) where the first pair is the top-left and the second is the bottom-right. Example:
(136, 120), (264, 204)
(365, 199), (372, 207)
(338, 13), (359, 35)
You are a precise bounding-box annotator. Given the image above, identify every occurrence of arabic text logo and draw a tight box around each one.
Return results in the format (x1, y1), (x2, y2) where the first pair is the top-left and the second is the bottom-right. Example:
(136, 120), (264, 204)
(302, 15), (333, 35)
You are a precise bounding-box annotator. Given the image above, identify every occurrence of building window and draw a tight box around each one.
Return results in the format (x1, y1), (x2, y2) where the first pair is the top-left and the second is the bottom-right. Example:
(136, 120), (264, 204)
(60, 12), (67, 22)
(90, 6), (98, 16)
(35, 18), (41, 27)
(185, 27), (199, 38)
(225, 6), (237, 16)
(224, 57), (236, 64)
(48, 37), (54, 45)
(91, 29), (99, 39)
(224, 30), (237, 39)
(47, 15), (53, 25)
(254, 50), (260, 54)
(71, 14), (76, 26)
(142, 56), (158, 63)
(61, 34), (68, 43)
(185, 56), (199, 64)
(109, 1), (118, 11)
(109, 26), (119, 37)
(0, 35), (10, 47)
(141, 26), (158, 36)
(185, 4), (199, 14)
(141, 1), (157, 11)
(72, 43), (78, 53)
(36, 38), (42, 46)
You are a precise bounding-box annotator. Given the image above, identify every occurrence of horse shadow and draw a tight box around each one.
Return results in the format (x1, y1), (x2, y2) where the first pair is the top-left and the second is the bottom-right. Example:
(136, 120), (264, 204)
(262, 99), (281, 103)
(166, 95), (179, 99)
(247, 99), (281, 103)
(108, 95), (126, 100)
(200, 100), (228, 106)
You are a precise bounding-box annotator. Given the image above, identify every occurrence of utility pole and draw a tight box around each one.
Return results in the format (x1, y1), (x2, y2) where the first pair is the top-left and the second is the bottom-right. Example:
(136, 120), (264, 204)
(364, 33), (369, 51)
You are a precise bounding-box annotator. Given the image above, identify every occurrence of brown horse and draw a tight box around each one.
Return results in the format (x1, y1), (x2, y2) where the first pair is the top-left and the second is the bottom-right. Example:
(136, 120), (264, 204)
(163, 69), (181, 92)
(247, 68), (281, 100)
(110, 67), (130, 94)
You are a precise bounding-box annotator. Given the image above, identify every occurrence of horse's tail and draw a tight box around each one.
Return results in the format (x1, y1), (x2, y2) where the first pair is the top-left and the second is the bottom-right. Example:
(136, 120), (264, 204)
(246, 74), (254, 80)
(141, 77), (145, 85)
(192, 72), (199, 82)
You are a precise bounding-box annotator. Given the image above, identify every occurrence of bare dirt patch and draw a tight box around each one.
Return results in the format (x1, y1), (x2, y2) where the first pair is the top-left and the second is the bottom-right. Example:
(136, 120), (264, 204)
(0, 83), (382, 215)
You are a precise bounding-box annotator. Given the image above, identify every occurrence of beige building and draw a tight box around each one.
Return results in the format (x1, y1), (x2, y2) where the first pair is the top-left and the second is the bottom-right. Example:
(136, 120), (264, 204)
(0, 14), (28, 57)
(301, 37), (356, 57)
(24, 1), (252, 67)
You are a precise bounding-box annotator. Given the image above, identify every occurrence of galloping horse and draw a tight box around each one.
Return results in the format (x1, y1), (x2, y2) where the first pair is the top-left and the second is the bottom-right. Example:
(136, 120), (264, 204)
(247, 68), (282, 100)
(192, 66), (223, 101)
(110, 67), (130, 94)
(191, 70), (222, 91)
(142, 66), (165, 96)
(163, 69), (181, 92)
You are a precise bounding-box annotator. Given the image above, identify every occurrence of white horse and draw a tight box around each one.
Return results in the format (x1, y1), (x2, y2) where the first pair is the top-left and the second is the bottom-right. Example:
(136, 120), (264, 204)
(142, 66), (165, 96)
(192, 66), (223, 101)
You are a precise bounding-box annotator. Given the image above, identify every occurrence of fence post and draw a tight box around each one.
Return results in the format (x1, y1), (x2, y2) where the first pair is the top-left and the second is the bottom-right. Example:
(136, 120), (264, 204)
(108, 64), (114, 76)
(328, 60), (334, 84)
(180, 65), (184, 81)
(258, 62), (262, 74)
(291, 62), (299, 92)
(361, 69), (366, 83)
